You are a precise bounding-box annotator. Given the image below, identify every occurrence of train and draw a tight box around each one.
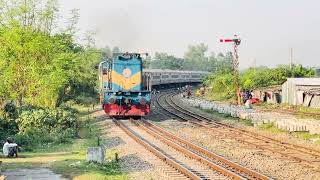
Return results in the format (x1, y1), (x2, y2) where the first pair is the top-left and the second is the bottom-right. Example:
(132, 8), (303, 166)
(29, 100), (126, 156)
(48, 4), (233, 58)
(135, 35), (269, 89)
(99, 53), (150, 117)
(143, 69), (209, 90)
(99, 53), (208, 117)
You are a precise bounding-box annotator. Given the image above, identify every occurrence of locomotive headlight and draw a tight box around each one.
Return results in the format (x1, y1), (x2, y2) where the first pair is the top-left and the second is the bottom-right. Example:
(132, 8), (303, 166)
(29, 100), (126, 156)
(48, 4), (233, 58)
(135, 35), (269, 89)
(139, 97), (146, 105)
(109, 97), (115, 104)
(138, 92), (141, 96)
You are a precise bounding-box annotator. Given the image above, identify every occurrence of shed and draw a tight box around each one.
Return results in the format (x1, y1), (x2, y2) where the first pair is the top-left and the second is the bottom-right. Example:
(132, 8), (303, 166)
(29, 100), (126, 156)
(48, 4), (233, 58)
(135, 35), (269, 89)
(252, 86), (282, 104)
(282, 78), (320, 108)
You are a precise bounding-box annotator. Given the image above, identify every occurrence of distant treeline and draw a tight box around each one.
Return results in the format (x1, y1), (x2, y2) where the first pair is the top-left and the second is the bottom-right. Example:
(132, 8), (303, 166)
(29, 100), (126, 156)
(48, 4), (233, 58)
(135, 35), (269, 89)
(142, 43), (233, 72)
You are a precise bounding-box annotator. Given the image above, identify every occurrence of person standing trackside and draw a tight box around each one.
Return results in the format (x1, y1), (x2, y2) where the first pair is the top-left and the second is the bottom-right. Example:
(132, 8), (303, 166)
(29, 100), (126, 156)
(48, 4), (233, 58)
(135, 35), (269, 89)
(3, 137), (18, 158)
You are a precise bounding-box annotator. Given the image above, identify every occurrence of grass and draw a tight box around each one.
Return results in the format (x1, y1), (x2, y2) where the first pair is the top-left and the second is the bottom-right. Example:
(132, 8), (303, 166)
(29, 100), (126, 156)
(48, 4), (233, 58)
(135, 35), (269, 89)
(291, 132), (320, 145)
(51, 150), (126, 180)
(257, 123), (320, 144)
(201, 107), (232, 119)
(204, 92), (234, 103)
(257, 123), (287, 134)
(0, 104), (128, 180)
(1, 131), (127, 180)
(254, 103), (320, 119)
(240, 119), (254, 127)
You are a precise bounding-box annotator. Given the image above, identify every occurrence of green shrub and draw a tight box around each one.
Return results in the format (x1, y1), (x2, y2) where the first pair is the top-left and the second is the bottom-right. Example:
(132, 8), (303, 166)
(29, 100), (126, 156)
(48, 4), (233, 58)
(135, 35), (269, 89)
(74, 93), (98, 106)
(0, 105), (80, 150)
(14, 127), (76, 150)
(0, 118), (18, 142)
(17, 106), (78, 134)
(51, 128), (75, 144)
(15, 128), (54, 147)
(204, 72), (235, 100)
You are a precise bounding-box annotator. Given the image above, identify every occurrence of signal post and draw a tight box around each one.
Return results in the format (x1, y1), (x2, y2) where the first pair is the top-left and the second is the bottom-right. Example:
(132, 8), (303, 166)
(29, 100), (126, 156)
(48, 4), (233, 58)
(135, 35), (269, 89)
(220, 35), (241, 105)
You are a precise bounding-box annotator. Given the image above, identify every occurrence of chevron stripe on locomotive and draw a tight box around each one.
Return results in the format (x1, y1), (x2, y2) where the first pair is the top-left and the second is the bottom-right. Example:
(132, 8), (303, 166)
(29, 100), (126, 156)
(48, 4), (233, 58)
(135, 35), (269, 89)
(99, 53), (150, 117)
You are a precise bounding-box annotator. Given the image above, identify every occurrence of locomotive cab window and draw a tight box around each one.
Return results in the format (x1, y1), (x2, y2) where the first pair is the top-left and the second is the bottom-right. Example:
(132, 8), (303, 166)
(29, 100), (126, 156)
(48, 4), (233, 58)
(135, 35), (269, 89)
(102, 67), (108, 75)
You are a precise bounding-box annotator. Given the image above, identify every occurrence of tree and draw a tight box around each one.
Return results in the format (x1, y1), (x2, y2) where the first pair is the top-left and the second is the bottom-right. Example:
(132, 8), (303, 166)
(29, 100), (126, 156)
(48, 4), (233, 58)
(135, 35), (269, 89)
(112, 46), (120, 54)
(150, 52), (184, 70)
(0, 0), (71, 107)
(0, 0), (103, 107)
(292, 64), (315, 77)
(143, 55), (151, 69)
(102, 46), (112, 60)
(184, 43), (208, 70)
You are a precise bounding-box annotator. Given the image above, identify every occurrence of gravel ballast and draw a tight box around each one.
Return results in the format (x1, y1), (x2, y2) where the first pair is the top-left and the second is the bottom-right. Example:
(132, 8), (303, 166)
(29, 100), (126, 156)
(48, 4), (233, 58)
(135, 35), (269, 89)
(92, 112), (186, 180)
(149, 93), (320, 179)
(156, 119), (320, 180)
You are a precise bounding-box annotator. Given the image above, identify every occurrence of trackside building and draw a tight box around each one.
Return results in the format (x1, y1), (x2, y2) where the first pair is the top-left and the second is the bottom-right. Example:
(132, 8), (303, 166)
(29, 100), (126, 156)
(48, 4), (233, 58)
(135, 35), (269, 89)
(282, 78), (320, 108)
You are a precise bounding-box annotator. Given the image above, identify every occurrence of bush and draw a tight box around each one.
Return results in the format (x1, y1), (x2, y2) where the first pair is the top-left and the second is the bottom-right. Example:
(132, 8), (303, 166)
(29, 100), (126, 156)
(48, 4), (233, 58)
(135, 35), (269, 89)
(74, 93), (98, 106)
(0, 118), (18, 143)
(17, 106), (78, 135)
(0, 105), (79, 150)
(15, 128), (54, 147)
(14, 127), (76, 149)
(204, 72), (235, 100)
(51, 128), (75, 144)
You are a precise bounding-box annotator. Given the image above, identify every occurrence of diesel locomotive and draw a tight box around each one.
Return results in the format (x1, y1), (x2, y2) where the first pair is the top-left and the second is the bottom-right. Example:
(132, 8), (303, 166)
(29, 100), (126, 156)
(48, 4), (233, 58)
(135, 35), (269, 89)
(99, 53), (209, 117)
(99, 53), (151, 117)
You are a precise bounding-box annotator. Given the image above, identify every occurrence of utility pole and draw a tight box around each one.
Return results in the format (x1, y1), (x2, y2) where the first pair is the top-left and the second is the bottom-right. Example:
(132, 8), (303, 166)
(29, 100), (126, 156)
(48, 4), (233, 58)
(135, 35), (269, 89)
(290, 48), (294, 77)
(220, 35), (241, 105)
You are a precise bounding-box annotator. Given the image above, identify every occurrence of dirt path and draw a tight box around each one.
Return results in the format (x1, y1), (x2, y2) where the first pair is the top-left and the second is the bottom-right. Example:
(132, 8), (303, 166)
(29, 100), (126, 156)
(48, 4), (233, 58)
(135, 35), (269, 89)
(3, 168), (67, 180)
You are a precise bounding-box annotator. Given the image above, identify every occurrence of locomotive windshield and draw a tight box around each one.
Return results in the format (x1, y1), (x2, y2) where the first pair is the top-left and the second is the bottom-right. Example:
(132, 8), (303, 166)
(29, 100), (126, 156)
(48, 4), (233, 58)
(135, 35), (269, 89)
(117, 53), (142, 61)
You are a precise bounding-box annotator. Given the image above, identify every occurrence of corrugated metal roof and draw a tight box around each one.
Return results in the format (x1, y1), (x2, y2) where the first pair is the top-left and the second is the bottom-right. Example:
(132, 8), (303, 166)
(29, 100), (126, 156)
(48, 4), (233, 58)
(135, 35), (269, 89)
(286, 78), (320, 86)
(305, 88), (320, 95)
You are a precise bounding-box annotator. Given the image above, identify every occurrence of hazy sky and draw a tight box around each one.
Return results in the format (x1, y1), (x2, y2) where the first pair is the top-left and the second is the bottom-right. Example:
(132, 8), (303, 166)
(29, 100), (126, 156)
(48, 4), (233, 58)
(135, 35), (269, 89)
(58, 0), (320, 68)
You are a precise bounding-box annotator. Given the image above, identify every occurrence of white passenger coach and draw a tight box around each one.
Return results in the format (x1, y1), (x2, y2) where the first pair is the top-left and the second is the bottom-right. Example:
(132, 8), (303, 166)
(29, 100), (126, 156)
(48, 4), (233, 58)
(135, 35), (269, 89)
(143, 69), (209, 89)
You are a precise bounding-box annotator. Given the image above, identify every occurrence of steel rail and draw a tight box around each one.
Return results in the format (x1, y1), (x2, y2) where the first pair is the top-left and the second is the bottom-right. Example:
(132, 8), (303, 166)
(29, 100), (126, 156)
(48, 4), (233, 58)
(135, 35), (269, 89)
(113, 119), (201, 180)
(156, 92), (320, 168)
(136, 119), (271, 180)
(130, 119), (246, 180)
(168, 92), (320, 158)
(164, 92), (320, 165)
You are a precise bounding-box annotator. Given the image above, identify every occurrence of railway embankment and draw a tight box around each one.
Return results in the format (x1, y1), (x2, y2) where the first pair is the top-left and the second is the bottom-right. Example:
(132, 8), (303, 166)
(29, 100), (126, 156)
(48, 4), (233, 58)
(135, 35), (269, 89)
(179, 96), (320, 135)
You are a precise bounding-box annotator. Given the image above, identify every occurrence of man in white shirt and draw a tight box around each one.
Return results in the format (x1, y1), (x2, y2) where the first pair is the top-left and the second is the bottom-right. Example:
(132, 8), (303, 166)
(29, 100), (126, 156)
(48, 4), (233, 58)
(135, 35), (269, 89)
(2, 137), (18, 158)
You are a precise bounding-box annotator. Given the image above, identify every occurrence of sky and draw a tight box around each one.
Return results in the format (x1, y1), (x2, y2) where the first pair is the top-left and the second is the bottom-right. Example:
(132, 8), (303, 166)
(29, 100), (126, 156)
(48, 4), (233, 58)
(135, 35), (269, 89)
(58, 0), (320, 68)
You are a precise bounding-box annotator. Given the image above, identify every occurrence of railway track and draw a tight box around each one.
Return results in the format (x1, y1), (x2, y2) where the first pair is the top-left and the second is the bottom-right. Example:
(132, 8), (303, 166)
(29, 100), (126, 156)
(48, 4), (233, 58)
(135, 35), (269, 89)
(156, 91), (320, 170)
(114, 119), (270, 179)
